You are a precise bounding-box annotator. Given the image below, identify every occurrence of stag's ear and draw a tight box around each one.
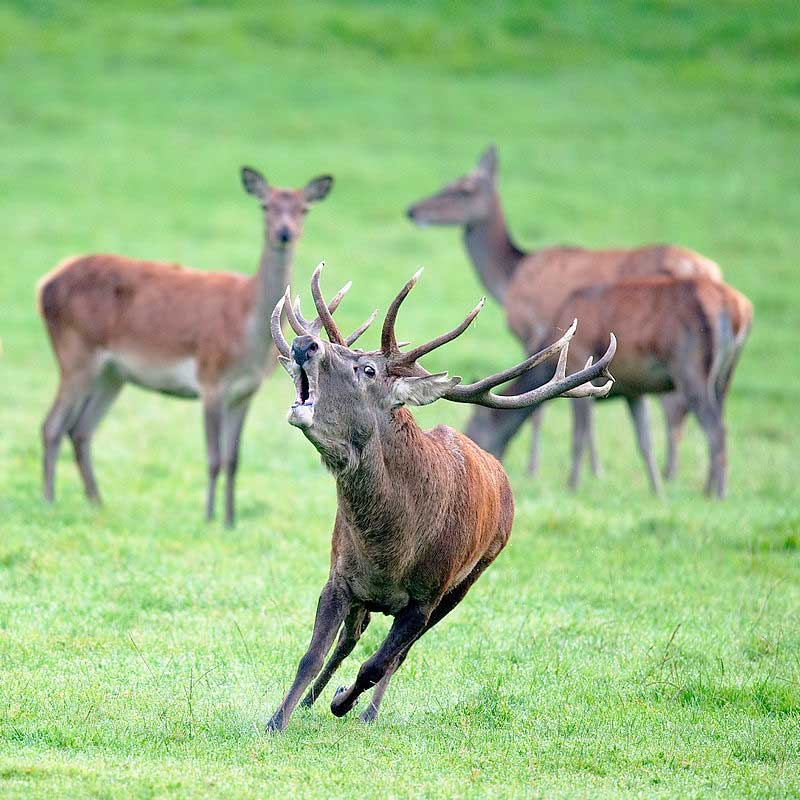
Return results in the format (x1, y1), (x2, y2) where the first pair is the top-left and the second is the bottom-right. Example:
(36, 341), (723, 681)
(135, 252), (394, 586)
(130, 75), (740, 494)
(303, 175), (334, 203)
(389, 372), (461, 408)
(241, 166), (269, 198)
(476, 145), (497, 178)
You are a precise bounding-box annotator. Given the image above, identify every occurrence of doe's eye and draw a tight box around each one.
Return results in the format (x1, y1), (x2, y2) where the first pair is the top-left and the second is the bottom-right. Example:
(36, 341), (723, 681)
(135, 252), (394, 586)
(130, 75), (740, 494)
(363, 365), (376, 378)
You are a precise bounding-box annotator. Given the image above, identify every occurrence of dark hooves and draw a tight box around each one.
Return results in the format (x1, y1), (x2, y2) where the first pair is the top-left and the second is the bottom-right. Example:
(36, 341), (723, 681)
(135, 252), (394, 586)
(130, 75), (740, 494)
(265, 716), (284, 734)
(359, 705), (378, 724)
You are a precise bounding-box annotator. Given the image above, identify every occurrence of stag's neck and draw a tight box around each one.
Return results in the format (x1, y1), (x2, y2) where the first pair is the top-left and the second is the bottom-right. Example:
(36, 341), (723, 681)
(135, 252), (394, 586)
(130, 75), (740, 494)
(463, 191), (525, 304)
(334, 409), (437, 545)
(250, 241), (293, 347)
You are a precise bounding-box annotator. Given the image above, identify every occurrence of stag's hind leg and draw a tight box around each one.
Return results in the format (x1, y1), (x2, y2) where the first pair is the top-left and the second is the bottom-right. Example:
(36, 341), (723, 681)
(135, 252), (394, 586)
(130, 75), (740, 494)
(68, 371), (124, 503)
(358, 556), (495, 724)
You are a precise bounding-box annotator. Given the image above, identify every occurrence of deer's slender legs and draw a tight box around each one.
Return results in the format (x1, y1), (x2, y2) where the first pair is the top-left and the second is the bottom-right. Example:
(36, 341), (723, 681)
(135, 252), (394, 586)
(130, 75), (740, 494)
(68, 373), (124, 503)
(221, 396), (252, 528)
(689, 399), (727, 499)
(330, 602), (429, 718)
(586, 401), (602, 477)
(300, 606), (370, 709)
(203, 395), (223, 521)
(359, 557), (493, 724)
(527, 406), (543, 476)
(568, 397), (593, 491)
(660, 392), (688, 481)
(42, 368), (96, 502)
(626, 396), (664, 497)
(266, 580), (352, 732)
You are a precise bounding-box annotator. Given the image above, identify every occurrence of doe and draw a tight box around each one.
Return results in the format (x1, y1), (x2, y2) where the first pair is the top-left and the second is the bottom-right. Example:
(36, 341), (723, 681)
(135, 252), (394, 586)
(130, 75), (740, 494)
(38, 166), (333, 526)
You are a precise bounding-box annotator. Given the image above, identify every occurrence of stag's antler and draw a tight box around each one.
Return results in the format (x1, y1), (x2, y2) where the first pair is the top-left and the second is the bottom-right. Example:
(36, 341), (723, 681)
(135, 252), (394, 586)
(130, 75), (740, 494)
(378, 270), (616, 409)
(271, 262), (377, 357)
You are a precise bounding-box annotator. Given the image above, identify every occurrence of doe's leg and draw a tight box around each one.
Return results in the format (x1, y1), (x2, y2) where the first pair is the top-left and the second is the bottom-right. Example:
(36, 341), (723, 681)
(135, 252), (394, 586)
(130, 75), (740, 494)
(221, 396), (252, 528)
(626, 395), (664, 497)
(660, 392), (689, 481)
(203, 394), (223, 522)
(527, 406), (543, 476)
(42, 369), (96, 502)
(68, 373), (124, 503)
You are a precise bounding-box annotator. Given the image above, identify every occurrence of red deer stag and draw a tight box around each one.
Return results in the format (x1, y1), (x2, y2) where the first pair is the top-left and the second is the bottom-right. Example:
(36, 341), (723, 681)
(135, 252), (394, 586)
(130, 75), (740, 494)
(264, 263), (616, 730)
(407, 145), (724, 491)
(38, 166), (333, 526)
(466, 276), (752, 498)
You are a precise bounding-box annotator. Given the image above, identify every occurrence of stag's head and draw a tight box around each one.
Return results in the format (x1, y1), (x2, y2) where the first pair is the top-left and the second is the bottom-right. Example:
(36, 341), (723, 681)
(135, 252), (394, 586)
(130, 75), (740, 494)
(406, 145), (498, 227)
(241, 166), (333, 250)
(272, 264), (616, 471)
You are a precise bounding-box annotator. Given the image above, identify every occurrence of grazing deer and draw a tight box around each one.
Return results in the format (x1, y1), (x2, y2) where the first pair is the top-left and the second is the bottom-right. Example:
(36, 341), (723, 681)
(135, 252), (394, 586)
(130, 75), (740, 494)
(466, 276), (752, 498)
(37, 166), (333, 526)
(264, 263), (615, 730)
(406, 145), (724, 489)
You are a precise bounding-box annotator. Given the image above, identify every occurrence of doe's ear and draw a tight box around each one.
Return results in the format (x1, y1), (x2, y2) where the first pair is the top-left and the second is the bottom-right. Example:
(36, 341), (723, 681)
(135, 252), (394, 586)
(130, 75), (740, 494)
(390, 372), (461, 408)
(241, 166), (269, 198)
(303, 175), (334, 203)
(476, 145), (498, 178)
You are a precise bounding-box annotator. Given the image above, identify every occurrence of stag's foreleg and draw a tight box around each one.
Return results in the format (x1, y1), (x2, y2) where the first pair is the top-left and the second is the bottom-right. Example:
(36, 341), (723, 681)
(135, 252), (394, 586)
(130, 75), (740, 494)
(330, 602), (430, 718)
(300, 606), (370, 709)
(266, 580), (352, 733)
(357, 556), (495, 724)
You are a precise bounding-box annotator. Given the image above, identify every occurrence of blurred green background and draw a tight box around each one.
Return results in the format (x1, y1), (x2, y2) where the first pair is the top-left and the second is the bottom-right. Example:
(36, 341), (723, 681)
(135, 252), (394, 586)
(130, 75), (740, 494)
(1, 2), (799, 798)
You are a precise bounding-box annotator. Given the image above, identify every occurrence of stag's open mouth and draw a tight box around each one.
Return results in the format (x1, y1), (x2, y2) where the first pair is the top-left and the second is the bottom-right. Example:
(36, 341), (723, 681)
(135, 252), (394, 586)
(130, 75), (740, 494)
(288, 364), (317, 429)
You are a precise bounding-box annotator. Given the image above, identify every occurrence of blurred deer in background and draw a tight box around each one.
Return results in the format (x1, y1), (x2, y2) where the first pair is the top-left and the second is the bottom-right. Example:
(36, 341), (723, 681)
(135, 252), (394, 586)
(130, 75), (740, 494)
(407, 145), (727, 492)
(38, 166), (333, 526)
(466, 275), (751, 498)
(264, 263), (615, 731)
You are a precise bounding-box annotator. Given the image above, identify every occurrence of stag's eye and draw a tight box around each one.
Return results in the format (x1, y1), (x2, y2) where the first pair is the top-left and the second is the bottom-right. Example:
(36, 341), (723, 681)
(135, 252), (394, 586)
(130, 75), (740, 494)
(363, 365), (376, 378)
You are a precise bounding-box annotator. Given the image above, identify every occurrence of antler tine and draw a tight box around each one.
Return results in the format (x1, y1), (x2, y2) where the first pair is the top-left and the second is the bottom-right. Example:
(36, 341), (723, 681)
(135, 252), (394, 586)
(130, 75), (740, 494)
(310, 262), (346, 345)
(457, 320), (578, 396)
(381, 268), (423, 354)
(270, 294), (291, 358)
(295, 281), (351, 336)
(345, 309), (378, 347)
(397, 298), (485, 365)
(284, 286), (308, 337)
(444, 323), (617, 409)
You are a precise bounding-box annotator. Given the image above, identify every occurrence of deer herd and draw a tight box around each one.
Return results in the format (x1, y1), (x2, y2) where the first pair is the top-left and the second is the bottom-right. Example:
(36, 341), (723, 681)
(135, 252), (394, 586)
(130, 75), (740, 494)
(37, 147), (751, 729)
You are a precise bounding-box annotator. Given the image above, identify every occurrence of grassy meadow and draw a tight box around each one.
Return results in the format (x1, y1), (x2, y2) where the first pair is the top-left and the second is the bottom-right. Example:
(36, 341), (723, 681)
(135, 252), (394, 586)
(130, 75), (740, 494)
(1, 1), (799, 797)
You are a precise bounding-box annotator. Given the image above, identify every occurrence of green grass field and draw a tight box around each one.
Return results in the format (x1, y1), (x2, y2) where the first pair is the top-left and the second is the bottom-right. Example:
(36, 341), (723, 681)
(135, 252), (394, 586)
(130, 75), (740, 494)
(1, 1), (799, 797)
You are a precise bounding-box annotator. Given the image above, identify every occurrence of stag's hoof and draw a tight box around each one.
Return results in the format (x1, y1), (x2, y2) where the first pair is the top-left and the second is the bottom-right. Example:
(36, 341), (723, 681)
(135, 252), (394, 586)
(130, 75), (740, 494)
(331, 685), (358, 717)
(265, 715), (285, 734)
(359, 703), (379, 724)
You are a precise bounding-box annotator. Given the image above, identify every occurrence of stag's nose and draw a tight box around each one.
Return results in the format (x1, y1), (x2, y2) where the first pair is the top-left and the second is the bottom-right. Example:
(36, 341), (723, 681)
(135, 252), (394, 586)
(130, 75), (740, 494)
(292, 335), (319, 367)
(277, 226), (293, 244)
